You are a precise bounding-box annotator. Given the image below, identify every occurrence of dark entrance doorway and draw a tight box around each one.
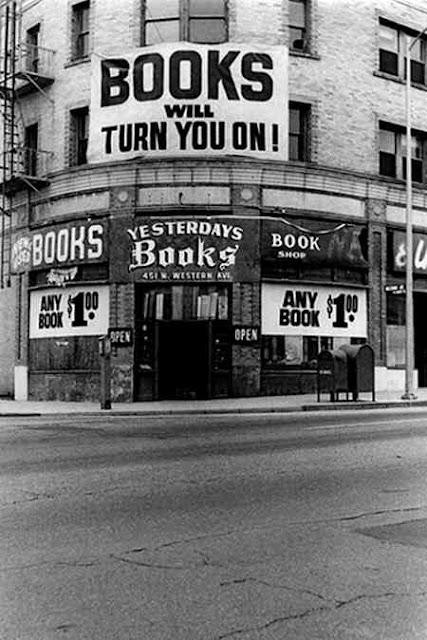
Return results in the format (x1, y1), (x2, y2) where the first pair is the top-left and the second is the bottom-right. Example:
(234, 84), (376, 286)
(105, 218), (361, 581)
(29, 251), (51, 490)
(414, 292), (427, 387)
(158, 321), (210, 399)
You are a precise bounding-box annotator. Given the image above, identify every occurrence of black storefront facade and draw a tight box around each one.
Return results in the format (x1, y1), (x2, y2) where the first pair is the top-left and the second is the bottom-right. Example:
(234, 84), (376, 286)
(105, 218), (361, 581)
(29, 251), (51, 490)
(110, 214), (259, 401)
(386, 228), (427, 389)
(16, 207), (371, 402)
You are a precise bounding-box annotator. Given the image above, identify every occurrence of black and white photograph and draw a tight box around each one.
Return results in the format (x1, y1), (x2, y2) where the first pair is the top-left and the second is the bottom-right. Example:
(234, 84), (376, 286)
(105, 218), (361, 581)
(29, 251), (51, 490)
(1, 0), (427, 637)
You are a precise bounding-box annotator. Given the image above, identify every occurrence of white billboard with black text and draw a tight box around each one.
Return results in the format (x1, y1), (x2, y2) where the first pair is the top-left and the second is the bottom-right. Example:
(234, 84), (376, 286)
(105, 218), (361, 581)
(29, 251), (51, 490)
(29, 285), (110, 339)
(262, 284), (367, 338)
(88, 42), (288, 162)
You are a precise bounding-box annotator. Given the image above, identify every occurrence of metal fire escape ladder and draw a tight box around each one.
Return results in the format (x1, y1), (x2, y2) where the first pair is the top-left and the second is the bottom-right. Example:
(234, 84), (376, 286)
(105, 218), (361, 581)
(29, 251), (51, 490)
(0, 0), (54, 288)
(0, 0), (17, 288)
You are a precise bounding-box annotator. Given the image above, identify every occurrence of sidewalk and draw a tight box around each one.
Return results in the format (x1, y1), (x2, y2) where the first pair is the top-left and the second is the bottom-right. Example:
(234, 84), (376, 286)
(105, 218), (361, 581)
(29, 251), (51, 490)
(2, 389), (427, 417)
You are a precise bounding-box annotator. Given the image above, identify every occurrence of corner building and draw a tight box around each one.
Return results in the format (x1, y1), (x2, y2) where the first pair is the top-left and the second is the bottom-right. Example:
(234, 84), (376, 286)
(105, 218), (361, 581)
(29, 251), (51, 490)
(1, 0), (426, 401)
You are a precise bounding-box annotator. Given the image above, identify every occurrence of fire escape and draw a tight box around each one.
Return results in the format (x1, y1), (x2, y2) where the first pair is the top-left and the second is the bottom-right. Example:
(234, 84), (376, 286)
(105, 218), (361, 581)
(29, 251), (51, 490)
(0, 0), (55, 287)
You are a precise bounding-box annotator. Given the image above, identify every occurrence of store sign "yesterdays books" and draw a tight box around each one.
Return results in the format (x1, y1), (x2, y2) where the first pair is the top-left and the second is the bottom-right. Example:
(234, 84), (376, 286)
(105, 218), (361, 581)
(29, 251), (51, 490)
(89, 42), (287, 162)
(110, 217), (258, 283)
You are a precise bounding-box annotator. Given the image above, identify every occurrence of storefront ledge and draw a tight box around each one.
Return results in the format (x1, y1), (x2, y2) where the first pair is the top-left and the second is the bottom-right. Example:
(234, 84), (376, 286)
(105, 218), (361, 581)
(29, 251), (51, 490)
(3, 399), (427, 418)
(302, 400), (427, 412)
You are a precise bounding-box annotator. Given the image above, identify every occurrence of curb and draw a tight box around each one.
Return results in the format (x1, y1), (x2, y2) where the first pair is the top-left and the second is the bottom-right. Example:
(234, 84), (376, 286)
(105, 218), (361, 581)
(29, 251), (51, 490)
(302, 400), (427, 411)
(2, 399), (427, 418)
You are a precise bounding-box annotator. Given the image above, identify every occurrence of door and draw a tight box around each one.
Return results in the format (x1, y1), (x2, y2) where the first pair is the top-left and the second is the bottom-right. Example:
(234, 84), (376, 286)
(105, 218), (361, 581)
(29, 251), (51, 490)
(158, 321), (210, 400)
(414, 292), (427, 386)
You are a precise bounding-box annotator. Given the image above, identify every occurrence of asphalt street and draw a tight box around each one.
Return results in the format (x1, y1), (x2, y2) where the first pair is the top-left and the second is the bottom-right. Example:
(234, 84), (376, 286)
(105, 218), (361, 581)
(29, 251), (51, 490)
(1, 408), (427, 639)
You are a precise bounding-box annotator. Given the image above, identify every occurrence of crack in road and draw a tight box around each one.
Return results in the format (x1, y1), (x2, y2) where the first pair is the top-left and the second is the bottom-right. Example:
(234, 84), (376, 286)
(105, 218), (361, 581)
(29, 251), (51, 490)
(0, 557), (100, 572)
(56, 560), (99, 568)
(111, 553), (193, 571)
(217, 604), (331, 638)
(216, 590), (427, 638)
(337, 505), (423, 522)
(219, 576), (331, 603)
(0, 490), (55, 507)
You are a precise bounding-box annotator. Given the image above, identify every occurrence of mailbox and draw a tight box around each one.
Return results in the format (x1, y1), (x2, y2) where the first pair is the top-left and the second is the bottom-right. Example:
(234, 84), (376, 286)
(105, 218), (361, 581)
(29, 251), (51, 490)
(317, 349), (349, 402)
(339, 344), (375, 401)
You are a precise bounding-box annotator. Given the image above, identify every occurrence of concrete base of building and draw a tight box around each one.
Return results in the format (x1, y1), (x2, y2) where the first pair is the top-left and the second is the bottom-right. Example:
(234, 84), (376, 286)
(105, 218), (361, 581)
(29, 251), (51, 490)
(14, 365), (28, 401)
(375, 366), (418, 393)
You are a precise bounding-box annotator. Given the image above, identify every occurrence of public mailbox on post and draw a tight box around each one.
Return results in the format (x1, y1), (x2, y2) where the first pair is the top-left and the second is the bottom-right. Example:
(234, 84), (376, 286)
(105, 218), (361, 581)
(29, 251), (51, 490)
(316, 349), (349, 402)
(339, 344), (375, 401)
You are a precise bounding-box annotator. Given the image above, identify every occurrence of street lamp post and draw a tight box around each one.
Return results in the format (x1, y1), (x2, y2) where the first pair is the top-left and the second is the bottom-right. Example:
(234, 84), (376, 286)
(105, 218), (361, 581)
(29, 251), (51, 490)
(402, 29), (427, 400)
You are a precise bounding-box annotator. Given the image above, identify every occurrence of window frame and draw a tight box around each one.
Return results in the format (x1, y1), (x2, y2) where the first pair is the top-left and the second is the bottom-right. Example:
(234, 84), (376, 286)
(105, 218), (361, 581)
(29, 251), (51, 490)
(288, 0), (309, 53)
(378, 19), (426, 86)
(25, 23), (40, 73)
(379, 121), (425, 183)
(69, 106), (89, 167)
(71, 0), (90, 61)
(24, 123), (38, 176)
(142, 0), (228, 46)
(289, 101), (311, 162)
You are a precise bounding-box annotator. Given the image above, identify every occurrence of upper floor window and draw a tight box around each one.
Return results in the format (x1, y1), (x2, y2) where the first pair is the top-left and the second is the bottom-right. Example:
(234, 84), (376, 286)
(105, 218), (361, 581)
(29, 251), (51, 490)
(69, 107), (89, 166)
(289, 102), (310, 161)
(379, 20), (426, 85)
(143, 0), (227, 45)
(24, 123), (38, 176)
(71, 1), (90, 60)
(289, 0), (308, 52)
(379, 122), (424, 183)
(26, 24), (40, 73)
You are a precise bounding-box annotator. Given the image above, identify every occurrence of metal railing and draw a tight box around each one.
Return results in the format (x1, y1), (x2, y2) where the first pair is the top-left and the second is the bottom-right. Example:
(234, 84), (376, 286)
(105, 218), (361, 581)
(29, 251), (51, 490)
(10, 144), (53, 179)
(17, 42), (55, 78)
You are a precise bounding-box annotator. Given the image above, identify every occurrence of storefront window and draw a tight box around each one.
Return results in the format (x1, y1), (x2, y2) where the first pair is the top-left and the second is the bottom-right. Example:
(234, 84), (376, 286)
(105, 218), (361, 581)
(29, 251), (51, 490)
(262, 335), (333, 369)
(262, 335), (366, 370)
(386, 292), (405, 367)
(138, 284), (229, 320)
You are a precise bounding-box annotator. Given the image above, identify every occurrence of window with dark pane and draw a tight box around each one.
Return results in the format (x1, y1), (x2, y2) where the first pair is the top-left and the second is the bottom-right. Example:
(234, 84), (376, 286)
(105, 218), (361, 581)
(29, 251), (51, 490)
(379, 121), (426, 183)
(26, 24), (40, 73)
(72, 1), (90, 60)
(289, 102), (310, 161)
(378, 19), (426, 85)
(24, 123), (38, 176)
(289, 0), (307, 51)
(401, 133), (423, 183)
(379, 22), (399, 75)
(408, 38), (425, 84)
(387, 292), (406, 325)
(70, 107), (89, 166)
(379, 126), (396, 177)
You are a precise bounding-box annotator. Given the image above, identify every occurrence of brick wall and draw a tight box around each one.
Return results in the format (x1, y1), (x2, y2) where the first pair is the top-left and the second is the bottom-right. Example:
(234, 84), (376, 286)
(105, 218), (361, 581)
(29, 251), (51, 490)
(14, 0), (427, 178)
(289, 0), (427, 175)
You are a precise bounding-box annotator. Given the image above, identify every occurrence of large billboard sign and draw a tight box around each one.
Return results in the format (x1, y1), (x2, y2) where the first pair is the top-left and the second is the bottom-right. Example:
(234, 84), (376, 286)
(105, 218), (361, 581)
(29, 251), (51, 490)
(262, 283), (367, 338)
(29, 285), (109, 338)
(88, 43), (288, 162)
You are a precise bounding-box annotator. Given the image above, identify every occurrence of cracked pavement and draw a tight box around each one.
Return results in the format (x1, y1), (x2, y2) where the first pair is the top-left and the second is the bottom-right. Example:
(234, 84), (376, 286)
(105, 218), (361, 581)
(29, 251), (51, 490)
(1, 410), (427, 639)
